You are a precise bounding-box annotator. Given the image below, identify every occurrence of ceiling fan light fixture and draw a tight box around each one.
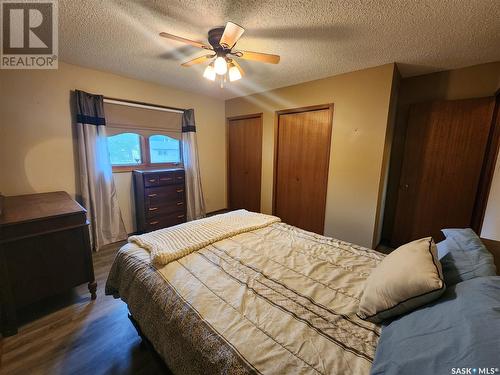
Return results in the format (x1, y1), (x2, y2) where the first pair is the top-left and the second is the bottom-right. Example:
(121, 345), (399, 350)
(159, 22), (280, 88)
(228, 62), (242, 82)
(214, 56), (228, 75)
(203, 63), (216, 81)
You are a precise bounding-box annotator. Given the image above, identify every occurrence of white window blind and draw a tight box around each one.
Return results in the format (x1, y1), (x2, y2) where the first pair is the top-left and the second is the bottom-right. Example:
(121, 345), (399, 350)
(104, 100), (183, 140)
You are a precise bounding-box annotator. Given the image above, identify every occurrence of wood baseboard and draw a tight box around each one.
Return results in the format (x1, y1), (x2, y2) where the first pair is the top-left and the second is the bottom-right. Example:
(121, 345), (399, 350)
(481, 238), (500, 275)
(206, 208), (231, 217)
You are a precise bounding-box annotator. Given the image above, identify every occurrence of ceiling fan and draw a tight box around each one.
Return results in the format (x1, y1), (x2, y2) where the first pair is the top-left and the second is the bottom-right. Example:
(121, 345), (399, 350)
(159, 22), (280, 86)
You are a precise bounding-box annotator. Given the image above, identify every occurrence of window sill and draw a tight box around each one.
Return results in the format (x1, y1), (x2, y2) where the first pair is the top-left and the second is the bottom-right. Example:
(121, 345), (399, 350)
(112, 164), (183, 173)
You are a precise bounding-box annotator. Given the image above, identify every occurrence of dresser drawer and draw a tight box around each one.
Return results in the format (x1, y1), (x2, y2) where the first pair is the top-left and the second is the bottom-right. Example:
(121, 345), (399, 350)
(144, 171), (180, 187)
(146, 201), (185, 218)
(174, 170), (185, 184)
(144, 174), (160, 187)
(145, 212), (186, 231)
(145, 185), (185, 207)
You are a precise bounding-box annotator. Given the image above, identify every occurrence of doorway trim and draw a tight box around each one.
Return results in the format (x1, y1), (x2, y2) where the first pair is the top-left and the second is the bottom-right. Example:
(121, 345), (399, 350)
(472, 92), (500, 233)
(272, 104), (334, 230)
(226, 113), (263, 210)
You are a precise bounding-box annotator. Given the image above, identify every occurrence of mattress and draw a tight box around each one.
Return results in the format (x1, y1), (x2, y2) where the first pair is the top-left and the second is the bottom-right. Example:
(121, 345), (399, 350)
(105, 222), (384, 375)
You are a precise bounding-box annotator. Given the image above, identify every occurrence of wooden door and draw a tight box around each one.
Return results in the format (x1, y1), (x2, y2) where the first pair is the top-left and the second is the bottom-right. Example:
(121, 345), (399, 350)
(274, 105), (333, 234)
(392, 97), (496, 246)
(227, 115), (263, 212)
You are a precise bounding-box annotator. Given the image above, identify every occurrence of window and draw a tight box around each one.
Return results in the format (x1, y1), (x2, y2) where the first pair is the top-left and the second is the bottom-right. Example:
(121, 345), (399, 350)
(108, 133), (142, 165)
(149, 134), (181, 164)
(103, 99), (184, 172)
(107, 132), (182, 171)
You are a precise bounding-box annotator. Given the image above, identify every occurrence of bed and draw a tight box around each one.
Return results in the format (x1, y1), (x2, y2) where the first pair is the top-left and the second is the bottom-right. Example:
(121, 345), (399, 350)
(105, 211), (500, 375)
(106, 214), (384, 375)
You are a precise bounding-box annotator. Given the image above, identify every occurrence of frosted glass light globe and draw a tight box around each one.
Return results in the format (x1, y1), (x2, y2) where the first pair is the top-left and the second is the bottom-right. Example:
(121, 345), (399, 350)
(214, 56), (228, 75)
(203, 64), (216, 81)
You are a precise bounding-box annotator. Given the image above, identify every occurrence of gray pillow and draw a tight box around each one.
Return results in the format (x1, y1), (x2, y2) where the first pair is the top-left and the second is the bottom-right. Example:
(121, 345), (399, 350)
(436, 240), (450, 260)
(439, 228), (496, 286)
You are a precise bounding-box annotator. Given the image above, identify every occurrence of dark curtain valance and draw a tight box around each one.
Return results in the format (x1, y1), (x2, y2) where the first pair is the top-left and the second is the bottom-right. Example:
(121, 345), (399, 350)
(76, 90), (106, 126)
(182, 109), (196, 133)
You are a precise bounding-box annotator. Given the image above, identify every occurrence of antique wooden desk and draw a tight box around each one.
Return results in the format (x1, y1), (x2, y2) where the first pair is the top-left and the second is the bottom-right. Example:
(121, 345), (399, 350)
(0, 192), (96, 336)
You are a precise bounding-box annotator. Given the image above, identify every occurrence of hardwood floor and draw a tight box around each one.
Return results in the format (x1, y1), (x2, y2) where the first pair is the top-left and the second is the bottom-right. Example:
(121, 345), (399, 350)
(0, 243), (169, 375)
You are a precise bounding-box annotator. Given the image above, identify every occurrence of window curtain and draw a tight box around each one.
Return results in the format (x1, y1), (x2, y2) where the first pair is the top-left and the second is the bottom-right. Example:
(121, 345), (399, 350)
(75, 90), (127, 251)
(182, 109), (206, 220)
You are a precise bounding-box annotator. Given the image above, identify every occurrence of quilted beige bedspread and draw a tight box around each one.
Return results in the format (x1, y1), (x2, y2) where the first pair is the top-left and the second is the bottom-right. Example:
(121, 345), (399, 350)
(106, 222), (384, 375)
(128, 209), (280, 266)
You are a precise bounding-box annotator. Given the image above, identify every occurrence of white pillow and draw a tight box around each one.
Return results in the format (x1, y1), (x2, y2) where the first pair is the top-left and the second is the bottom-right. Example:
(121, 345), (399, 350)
(358, 237), (445, 323)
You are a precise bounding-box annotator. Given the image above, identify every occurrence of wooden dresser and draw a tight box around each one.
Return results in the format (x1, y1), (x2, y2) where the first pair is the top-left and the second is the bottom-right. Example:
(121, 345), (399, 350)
(133, 169), (187, 233)
(0, 192), (96, 337)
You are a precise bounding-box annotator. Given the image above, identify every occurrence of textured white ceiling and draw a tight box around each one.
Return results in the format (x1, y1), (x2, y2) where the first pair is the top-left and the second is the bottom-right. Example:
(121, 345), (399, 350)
(60, 0), (500, 100)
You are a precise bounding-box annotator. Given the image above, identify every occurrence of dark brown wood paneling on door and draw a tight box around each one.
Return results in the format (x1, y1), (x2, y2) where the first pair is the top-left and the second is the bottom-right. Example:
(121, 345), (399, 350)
(227, 114), (263, 212)
(392, 97), (496, 246)
(274, 105), (333, 234)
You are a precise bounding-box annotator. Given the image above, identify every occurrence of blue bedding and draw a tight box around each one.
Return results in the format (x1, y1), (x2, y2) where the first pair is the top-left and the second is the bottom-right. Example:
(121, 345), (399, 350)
(371, 276), (500, 375)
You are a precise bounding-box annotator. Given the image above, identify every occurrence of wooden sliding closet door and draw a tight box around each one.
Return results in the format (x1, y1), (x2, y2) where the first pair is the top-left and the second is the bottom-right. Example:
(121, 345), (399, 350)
(392, 97), (496, 247)
(227, 114), (263, 212)
(274, 105), (333, 234)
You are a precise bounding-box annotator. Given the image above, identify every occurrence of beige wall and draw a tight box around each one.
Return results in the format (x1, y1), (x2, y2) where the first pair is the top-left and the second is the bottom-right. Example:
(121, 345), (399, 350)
(0, 62), (227, 233)
(383, 62), (500, 242)
(226, 64), (397, 248)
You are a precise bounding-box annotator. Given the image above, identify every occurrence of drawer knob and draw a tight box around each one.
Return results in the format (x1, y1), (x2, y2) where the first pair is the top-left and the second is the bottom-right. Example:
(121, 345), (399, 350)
(176, 189), (184, 193)
(160, 177), (173, 181)
(148, 193), (157, 198)
(149, 220), (159, 225)
(176, 201), (184, 206)
(177, 176), (183, 180)
(177, 214), (185, 219)
(149, 207), (158, 211)
(148, 179), (156, 183)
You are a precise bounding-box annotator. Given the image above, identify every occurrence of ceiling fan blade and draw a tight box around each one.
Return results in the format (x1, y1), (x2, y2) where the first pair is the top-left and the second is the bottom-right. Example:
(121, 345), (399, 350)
(159, 32), (212, 50)
(181, 54), (214, 67)
(219, 22), (245, 49)
(231, 59), (245, 76)
(237, 50), (280, 64)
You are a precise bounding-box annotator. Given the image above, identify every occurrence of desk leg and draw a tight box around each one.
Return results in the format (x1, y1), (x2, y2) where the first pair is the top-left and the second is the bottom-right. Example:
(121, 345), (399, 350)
(82, 223), (97, 300)
(88, 281), (97, 300)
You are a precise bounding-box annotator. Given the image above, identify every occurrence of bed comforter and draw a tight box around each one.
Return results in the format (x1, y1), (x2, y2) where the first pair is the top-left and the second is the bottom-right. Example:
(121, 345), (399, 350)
(105, 222), (384, 375)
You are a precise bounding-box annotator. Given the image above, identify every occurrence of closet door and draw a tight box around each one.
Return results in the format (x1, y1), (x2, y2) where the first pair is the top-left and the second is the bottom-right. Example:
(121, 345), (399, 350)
(274, 105), (333, 234)
(392, 97), (496, 247)
(227, 114), (263, 212)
